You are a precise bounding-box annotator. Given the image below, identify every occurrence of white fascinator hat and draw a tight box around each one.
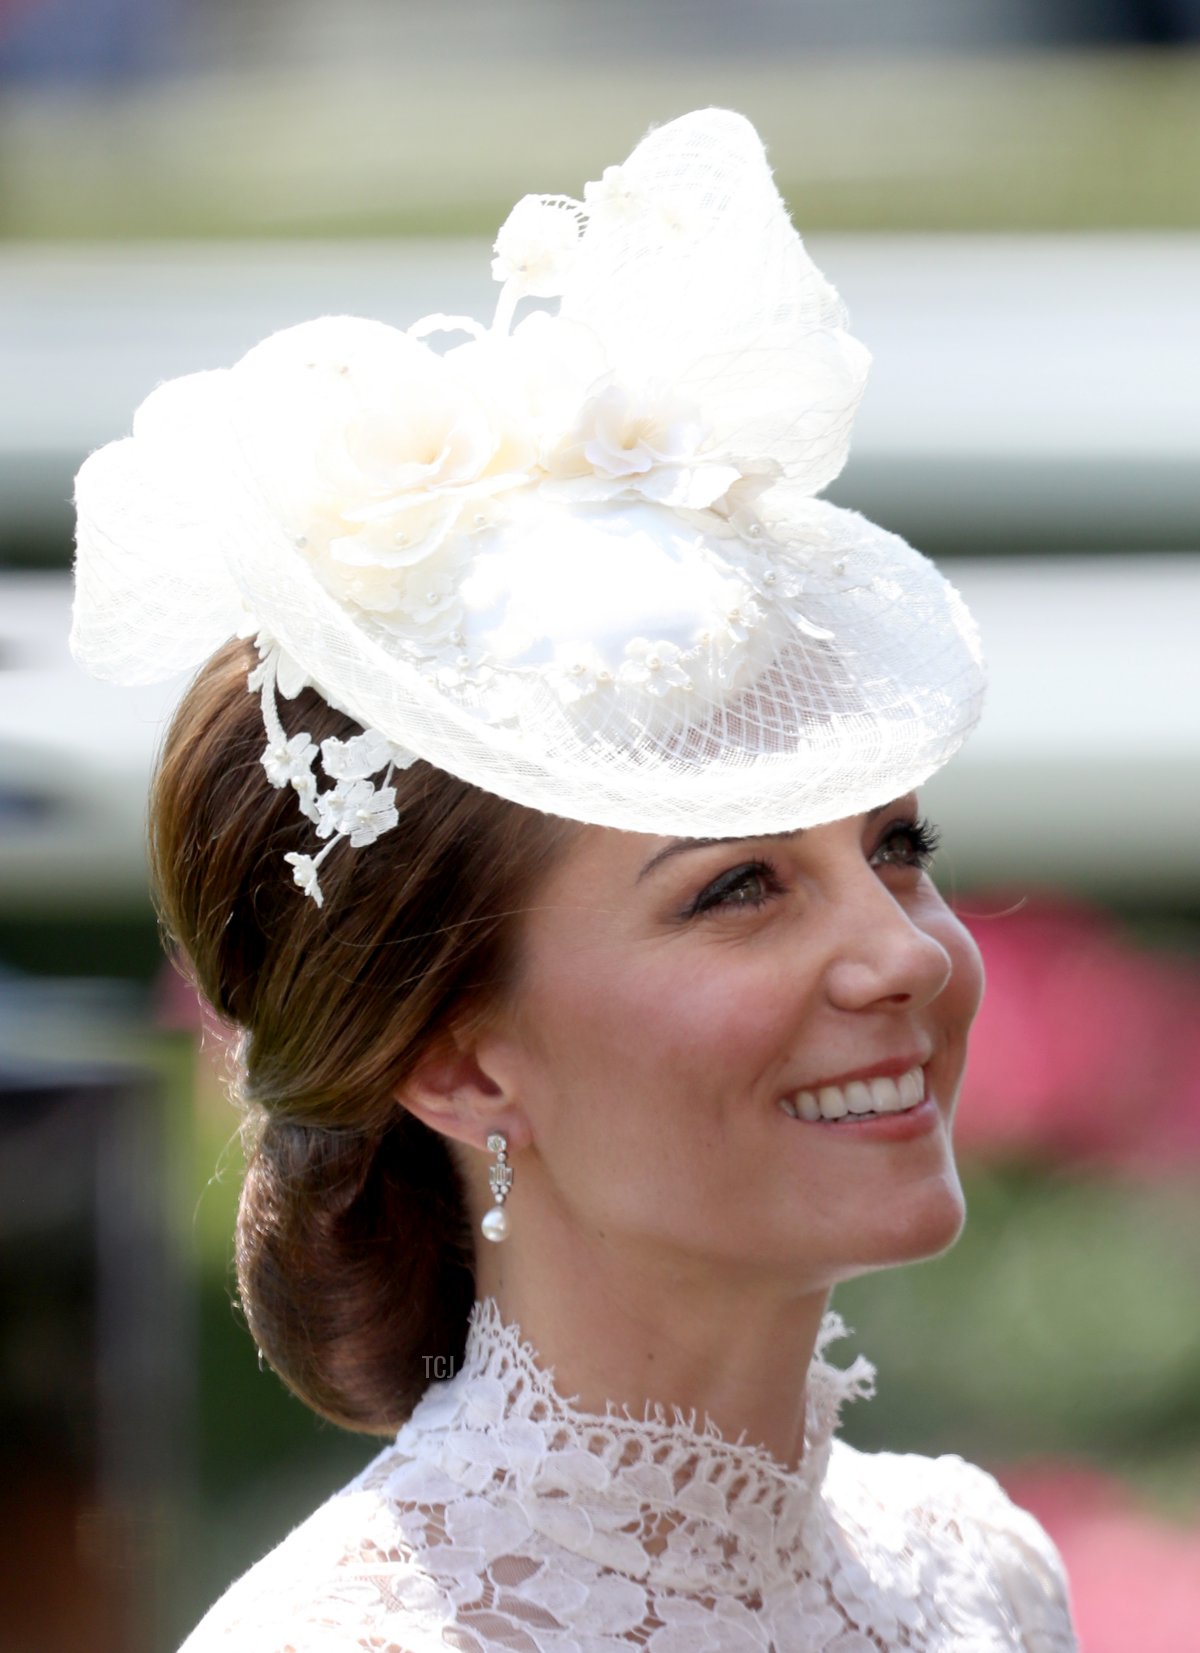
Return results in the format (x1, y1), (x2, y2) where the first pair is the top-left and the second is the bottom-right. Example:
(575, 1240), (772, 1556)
(71, 109), (984, 906)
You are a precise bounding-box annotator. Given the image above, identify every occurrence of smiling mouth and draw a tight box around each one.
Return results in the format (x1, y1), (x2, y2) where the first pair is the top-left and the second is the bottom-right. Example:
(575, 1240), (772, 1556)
(778, 1064), (926, 1123)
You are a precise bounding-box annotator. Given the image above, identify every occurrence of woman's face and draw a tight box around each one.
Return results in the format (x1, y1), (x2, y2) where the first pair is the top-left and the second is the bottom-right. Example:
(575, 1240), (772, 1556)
(477, 794), (984, 1292)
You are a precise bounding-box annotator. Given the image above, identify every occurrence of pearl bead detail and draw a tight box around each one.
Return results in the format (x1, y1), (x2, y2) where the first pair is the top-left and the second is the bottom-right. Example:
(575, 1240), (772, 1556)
(481, 1206), (510, 1242)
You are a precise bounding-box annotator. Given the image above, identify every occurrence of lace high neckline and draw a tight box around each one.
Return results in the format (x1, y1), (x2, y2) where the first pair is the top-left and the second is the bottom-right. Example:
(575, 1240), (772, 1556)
(181, 1295), (1078, 1650)
(397, 1297), (875, 1596)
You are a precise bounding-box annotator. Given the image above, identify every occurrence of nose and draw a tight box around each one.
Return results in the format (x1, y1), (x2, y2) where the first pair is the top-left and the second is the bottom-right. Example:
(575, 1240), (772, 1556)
(822, 867), (953, 1014)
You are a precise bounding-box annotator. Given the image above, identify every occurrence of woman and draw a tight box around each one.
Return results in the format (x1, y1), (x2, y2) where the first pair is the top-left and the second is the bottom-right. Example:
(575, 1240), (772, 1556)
(72, 111), (1077, 1649)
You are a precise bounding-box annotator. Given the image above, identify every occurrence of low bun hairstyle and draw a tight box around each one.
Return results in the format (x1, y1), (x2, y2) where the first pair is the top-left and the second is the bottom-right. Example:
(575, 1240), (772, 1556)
(150, 639), (574, 1433)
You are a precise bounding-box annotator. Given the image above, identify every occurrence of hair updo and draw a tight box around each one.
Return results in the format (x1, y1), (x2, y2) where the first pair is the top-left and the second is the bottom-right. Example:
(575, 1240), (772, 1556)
(150, 639), (574, 1434)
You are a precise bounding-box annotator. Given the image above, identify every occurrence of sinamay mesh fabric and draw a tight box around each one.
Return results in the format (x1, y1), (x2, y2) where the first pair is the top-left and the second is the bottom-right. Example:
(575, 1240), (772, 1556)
(177, 1302), (1076, 1652)
(71, 109), (985, 902)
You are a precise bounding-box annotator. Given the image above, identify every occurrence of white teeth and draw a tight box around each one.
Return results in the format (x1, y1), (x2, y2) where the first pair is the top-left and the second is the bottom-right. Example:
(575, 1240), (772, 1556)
(899, 1068), (925, 1107)
(846, 1081), (874, 1114)
(818, 1085), (848, 1120)
(782, 1065), (926, 1123)
(868, 1076), (901, 1111)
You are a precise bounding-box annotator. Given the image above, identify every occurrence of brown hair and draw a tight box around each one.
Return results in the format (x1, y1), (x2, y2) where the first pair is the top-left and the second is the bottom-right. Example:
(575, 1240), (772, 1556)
(150, 638), (573, 1434)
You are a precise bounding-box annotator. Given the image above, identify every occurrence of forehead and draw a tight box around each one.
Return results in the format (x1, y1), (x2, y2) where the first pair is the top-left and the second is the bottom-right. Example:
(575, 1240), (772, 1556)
(533, 822), (662, 897)
(530, 798), (906, 903)
(530, 820), (798, 905)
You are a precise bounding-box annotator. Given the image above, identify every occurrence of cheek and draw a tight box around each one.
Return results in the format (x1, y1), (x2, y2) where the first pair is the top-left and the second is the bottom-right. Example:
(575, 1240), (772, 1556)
(630, 953), (786, 1060)
(513, 944), (798, 1239)
(520, 941), (803, 1109)
(935, 909), (986, 1052)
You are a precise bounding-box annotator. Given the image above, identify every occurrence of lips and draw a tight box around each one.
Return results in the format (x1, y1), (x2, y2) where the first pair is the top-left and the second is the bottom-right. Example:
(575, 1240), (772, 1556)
(779, 1064), (926, 1122)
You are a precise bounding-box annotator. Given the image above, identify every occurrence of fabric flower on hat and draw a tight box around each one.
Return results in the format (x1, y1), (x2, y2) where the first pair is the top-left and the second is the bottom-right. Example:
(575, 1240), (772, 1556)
(583, 165), (642, 224)
(542, 383), (741, 510)
(283, 852), (324, 905)
(584, 163), (695, 244)
(491, 194), (584, 299)
(618, 639), (693, 698)
(449, 312), (607, 473)
(320, 728), (413, 782)
(231, 317), (533, 595)
(546, 644), (612, 704)
(260, 730), (317, 790)
(315, 778), (400, 848)
(325, 549), (467, 650)
(246, 634), (310, 699)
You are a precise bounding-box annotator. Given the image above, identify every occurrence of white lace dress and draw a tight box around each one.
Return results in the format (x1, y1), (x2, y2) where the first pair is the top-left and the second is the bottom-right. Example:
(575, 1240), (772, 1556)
(180, 1300), (1077, 1652)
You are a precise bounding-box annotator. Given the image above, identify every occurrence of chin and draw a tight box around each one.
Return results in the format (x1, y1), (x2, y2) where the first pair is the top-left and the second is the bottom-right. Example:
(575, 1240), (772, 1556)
(830, 1171), (967, 1282)
(896, 1175), (968, 1263)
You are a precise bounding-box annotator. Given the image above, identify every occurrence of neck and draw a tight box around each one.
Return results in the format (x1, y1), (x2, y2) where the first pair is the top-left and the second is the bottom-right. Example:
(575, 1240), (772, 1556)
(475, 1218), (832, 1469)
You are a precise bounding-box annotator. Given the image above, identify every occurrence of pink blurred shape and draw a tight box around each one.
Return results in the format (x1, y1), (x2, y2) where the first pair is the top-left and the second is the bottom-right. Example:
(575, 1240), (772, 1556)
(957, 898), (1200, 1167)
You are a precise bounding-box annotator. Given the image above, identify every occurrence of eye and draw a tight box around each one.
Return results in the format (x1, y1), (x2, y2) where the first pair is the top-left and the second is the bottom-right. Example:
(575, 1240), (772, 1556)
(871, 816), (942, 873)
(686, 859), (782, 918)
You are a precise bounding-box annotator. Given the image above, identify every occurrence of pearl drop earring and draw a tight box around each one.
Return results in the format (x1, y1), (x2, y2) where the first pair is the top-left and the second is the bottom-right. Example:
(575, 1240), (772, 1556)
(481, 1131), (512, 1242)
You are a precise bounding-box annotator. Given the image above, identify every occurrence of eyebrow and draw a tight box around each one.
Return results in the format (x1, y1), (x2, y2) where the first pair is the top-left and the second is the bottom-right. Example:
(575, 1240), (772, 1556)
(635, 800), (901, 883)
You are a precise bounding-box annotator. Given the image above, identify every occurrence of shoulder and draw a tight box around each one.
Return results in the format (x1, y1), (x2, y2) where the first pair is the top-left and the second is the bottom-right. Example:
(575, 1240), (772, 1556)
(826, 1441), (1077, 1650)
(176, 1445), (450, 1653)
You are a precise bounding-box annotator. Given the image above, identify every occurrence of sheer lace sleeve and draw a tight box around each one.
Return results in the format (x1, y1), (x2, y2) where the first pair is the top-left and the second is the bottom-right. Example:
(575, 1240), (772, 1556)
(931, 1456), (1076, 1652)
(175, 1487), (420, 1653)
(826, 1446), (1077, 1652)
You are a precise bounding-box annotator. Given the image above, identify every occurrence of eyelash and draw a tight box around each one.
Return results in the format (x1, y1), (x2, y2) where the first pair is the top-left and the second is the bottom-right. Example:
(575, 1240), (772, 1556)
(686, 859), (782, 918)
(685, 817), (942, 918)
(874, 815), (942, 872)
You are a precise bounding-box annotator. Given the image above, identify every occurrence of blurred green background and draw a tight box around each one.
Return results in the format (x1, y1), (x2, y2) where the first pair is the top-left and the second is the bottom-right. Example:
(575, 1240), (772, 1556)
(2, 3), (1199, 1650)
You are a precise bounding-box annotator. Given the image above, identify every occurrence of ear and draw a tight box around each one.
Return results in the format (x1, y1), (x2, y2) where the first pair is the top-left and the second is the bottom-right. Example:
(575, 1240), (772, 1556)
(397, 1034), (531, 1154)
